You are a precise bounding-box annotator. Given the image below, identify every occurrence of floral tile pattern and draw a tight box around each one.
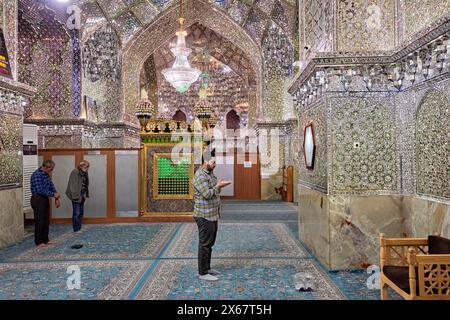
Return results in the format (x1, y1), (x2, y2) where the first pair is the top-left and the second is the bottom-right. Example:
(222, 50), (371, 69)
(331, 97), (398, 194)
(0, 112), (23, 187)
(416, 90), (450, 199)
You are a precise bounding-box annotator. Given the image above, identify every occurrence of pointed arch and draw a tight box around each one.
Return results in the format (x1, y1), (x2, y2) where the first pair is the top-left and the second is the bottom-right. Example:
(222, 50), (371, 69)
(415, 89), (450, 198)
(173, 109), (187, 122)
(121, 0), (263, 126)
(226, 109), (241, 130)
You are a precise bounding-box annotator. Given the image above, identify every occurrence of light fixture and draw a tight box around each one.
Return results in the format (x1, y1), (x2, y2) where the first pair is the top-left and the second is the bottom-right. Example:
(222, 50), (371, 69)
(135, 99), (155, 131)
(234, 97), (249, 114)
(161, 0), (201, 93)
(222, 65), (232, 73)
(193, 99), (213, 120)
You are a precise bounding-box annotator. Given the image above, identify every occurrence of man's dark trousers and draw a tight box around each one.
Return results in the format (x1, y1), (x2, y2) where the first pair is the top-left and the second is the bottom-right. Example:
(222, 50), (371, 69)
(194, 217), (218, 275)
(31, 194), (50, 245)
(72, 195), (86, 232)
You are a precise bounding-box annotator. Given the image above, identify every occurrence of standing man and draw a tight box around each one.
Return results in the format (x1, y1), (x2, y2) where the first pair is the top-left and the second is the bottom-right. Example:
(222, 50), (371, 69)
(30, 160), (60, 247)
(66, 160), (90, 233)
(192, 150), (231, 281)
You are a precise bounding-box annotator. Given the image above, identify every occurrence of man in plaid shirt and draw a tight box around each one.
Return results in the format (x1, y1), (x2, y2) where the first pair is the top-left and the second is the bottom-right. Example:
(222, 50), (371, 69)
(193, 150), (230, 281)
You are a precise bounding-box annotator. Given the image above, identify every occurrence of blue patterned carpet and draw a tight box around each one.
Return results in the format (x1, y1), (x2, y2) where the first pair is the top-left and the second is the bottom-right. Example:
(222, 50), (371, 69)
(0, 201), (385, 300)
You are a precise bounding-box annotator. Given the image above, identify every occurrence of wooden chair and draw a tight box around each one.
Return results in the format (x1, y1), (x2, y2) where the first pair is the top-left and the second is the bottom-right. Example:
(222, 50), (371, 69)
(379, 233), (450, 300)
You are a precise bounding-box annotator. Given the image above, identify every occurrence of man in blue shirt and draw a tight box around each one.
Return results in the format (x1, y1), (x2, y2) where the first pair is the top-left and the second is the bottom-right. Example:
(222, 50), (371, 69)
(30, 160), (60, 247)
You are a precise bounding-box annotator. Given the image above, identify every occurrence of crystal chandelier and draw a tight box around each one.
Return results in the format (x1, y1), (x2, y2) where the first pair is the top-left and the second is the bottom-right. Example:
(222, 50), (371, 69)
(161, 0), (201, 93)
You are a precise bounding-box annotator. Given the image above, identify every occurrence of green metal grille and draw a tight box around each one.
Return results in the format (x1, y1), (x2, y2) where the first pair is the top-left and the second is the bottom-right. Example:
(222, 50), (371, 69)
(157, 157), (190, 195)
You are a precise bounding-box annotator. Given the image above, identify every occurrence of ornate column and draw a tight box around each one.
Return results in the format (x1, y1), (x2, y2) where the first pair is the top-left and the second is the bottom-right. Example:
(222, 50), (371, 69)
(288, 16), (450, 269)
(2, 0), (18, 80)
(0, 77), (36, 248)
(70, 29), (82, 117)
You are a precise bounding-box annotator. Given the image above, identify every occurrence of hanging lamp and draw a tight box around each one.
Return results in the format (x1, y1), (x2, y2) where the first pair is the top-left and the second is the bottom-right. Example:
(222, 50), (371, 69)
(161, 0), (201, 93)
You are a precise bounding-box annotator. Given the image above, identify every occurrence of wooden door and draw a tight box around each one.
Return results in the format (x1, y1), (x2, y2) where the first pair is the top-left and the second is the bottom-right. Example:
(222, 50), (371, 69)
(220, 150), (261, 200)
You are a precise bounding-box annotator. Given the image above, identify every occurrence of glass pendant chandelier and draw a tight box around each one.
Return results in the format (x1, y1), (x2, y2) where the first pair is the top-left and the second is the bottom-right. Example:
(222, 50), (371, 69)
(161, 0), (201, 93)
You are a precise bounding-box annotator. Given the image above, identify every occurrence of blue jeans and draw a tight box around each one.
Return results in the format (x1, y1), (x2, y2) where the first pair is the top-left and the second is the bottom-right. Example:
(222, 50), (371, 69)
(72, 196), (85, 232)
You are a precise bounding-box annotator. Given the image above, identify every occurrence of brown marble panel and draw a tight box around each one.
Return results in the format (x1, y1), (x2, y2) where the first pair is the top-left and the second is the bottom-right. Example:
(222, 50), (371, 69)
(401, 196), (431, 237)
(328, 195), (403, 270)
(428, 200), (450, 239)
(298, 185), (330, 267)
(401, 196), (450, 239)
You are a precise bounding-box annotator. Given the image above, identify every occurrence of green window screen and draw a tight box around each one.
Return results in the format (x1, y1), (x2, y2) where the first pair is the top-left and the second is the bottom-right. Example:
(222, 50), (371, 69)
(156, 156), (190, 196)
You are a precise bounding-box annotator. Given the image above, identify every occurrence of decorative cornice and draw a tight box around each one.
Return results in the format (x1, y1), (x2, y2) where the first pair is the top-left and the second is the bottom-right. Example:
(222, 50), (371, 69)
(254, 120), (298, 136)
(0, 77), (36, 97)
(298, 180), (328, 194)
(288, 16), (450, 95)
(392, 13), (450, 60)
(24, 118), (140, 132)
(255, 121), (289, 128)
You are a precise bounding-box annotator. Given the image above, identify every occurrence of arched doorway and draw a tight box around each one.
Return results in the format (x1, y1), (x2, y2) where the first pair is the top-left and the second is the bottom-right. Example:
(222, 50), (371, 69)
(172, 110), (187, 122)
(226, 110), (240, 130)
(122, 0), (265, 209)
(121, 0), (263, 127)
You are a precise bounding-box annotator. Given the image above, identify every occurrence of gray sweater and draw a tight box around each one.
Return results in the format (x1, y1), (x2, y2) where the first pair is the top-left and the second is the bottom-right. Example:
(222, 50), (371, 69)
(65, 168), (89, 201)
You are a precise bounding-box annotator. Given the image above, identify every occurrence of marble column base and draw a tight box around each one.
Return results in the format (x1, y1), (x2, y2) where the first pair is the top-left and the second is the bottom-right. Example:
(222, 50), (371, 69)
(328, 194), (403, 270)
(298, 186), (329, 265)
(297, 186), (449, 270)
(402, 196), (450, 238)
(0, 188), (24, 249)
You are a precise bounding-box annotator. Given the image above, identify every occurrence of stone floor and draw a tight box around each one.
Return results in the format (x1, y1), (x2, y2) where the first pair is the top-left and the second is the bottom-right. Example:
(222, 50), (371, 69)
(0, 201), (398, 300)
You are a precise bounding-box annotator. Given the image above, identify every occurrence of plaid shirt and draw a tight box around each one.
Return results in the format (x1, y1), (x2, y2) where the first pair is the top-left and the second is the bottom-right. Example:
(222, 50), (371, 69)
(31, 168), (57, 198)
(192, 167), (220, 220)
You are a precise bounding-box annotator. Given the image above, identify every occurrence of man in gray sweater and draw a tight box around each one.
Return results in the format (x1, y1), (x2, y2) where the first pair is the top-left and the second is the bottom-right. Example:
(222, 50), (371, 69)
(66, 160), (90, 233)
